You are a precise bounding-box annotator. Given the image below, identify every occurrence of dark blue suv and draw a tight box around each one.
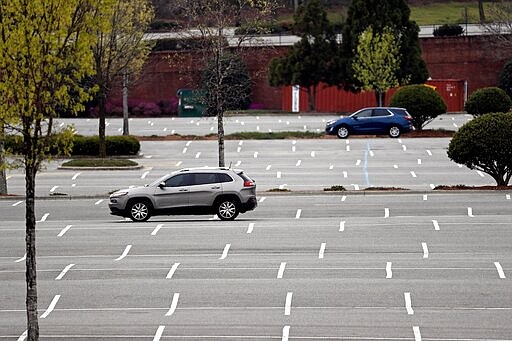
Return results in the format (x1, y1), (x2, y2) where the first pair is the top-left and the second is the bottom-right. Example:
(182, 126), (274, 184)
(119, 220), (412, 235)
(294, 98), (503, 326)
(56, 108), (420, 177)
(325, 107), (414, 139)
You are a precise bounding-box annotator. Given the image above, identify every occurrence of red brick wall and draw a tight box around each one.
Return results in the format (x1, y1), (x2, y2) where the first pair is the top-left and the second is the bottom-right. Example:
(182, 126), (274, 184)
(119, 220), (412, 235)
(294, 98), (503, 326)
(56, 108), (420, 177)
(124, 35), (512, 111)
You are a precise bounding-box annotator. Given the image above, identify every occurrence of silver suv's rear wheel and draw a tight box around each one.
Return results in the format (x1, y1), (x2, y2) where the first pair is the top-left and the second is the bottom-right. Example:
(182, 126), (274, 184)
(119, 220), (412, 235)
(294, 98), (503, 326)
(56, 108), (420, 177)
(217, 200), (239, 221)
(129, 201), (151, 222)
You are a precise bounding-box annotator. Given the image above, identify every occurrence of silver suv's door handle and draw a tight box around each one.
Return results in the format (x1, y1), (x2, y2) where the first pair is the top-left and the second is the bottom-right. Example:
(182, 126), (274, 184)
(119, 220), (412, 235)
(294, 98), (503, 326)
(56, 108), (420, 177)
(179, 189), (188, 192)
(211, 186), (221, 189)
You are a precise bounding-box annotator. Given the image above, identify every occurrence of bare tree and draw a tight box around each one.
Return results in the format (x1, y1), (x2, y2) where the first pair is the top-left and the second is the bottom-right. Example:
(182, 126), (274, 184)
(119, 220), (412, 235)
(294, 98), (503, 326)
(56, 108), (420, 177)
(481, 1), (512, 48)
(169, 0), (279, 167)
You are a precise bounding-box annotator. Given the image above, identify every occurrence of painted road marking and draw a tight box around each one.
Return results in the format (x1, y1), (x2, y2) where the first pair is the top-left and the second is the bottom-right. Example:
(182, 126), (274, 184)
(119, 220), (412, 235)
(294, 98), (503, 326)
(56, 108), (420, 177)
(295, 209), (302, 219)
(141, 171), (150, 179)
(165, 293), (180, 316)
(423, 194), (428, 201)
(432, 220), (440, 231)
(398, 139), (402, 143)
(418, 159), (422, 165)
(237, 146), (242, 153)
(277, 262), (286, 279)
(72, 172), (81, 180)
(277, 171), (282, 179)
(15, 253), (26, 263)
(410, 171), (417, 178)
(175, 161), (182, 167)
(239, 141), (243, 146)
(254, 152), (258, 158)
(167, 263), (181, 279)
(507, 194), (511, 200)
(427, 150), (432, 156)
(182, 147), (187, 154)
(282, 326), (290, 341)
(12, 200), (23, 207)
(55, 264), (75, 280)
(195, 152), (201, 159)
(153, 325), (165, 341)
(50, 186), (59, 193)
(235, 160), (241, 167)
(310, 151), (316, 157)
(247, 223), (254, 234)
(219, 244), (231, 260)
(318, 243), (326, 259)
(38, 213), (50, 223)
(292, 146), (296, 152)
(394, 164), (399, 169)
(259, 197), (266, 203)
(369, 150), (374, 157)
(343, 171), (348, 178)
(94, 199), (104, 205)
(386, 262), (392, 278)
(40, 295), (61, 318)
(430, 184), (436, 189)
(284, 292), (293, 315)
(58, 225), (72, 237)
(115, 245), (132, 261)
(266, 165), (272, 171)
(468, 207), (475, 217)
(404, 292), (414, 315)
(353, 184), (360, 190)
(186, 141), (192, 147)
(296, 160), (302, 166)
(341, 195), (347, 202)
(413, 326), (422, 341)
(346, 145), (350, 152)
(151, 224), (164, 236)
(356, 159), (361, 166)
(17, 330), (27, 341)
(384, 208), (390, 218)
(495, 262), (506, 279)
(422, 242), (429, 259)
(339, 221), (345, 232)
(402, 145), (407, 152)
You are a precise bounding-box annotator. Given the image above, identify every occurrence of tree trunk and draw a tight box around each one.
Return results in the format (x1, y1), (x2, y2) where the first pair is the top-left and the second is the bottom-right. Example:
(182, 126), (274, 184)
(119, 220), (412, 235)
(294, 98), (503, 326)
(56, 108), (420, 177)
(25, 163), (39, 340)
(122, 73), (129, 136)
(375, 91), (385, 106)
(478, 0), (485, 23)
(98, 94), (107, 158)
(307, 86), (315, 112)
(0, 124), (7, 195)
(217, 111), (225, 167)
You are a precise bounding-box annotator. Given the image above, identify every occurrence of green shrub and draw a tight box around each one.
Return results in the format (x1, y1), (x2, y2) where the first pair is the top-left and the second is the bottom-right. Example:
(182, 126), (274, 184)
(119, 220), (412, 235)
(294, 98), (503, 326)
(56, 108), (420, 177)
(389, 84), (447, 130)
(447, 112), (512, 186)
(433, 24), (464, 37)
(499, 59), (512, 99)
(465, 87), (512, 117)
(3, 135), (140, 156)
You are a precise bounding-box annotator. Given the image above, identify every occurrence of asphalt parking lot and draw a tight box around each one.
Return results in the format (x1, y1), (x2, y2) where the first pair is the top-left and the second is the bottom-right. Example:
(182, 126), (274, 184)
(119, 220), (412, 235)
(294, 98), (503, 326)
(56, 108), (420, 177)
(2, 114), (511, 340)
(1, 193), (511, 340)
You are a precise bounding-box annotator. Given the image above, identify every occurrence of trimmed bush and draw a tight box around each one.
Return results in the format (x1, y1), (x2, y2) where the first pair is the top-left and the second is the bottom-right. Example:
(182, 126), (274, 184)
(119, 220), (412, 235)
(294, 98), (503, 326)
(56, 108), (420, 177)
(447, 112), (512, 186)
(464, 87), (512, 117)
(499, 59), (512, 99)
(389, 84), (447, 130)
(433, 24), (464, 37)
(4, 135), (140, 156)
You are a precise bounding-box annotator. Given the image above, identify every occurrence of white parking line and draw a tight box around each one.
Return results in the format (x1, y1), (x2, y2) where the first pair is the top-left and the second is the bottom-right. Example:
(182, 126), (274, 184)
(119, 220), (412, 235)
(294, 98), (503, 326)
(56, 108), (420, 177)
(72, 172), (81, 180)
(55, 264), (75, 280)
(427, 150), (432, 156)
(386, 262), (392, 279)
(356, 159), (361, 166)
(430, 184), (435, 189)
(384, 208), (390, 218)
(153, 325), (165, 341)
(141, 171), (149, 179)
(402, 145), (407, 152)
(404, 292), (414, 315)
(295, 160), (301, 166)
(432, 220), (440, 231)
(346, 145), (350, 151)
(343, 171), (348, 178)
(259, 197), (266, 203)
(115, 245), (132, 261)
(418, 159), (422, 165)
(284, 292), (293, 315)
(38, 213), (50, 223)
(341, 195), (347, 202)
(151, 224), (163, 236)
(246, 223), (254, 234)
(239, 141), (243, 146)
(318, 243), (326, 259)
(94, 199), (104, 205)
(165, 293), (180, 316)
(17, 330), (27, 341)
(310, 151), (316, 157)
(254, 152), (258, 158)
(12, 200), (23, 207)
(410, 171), (417, 178)
(369, 150), (374, 157)
(282, 326), (290, 341)
(292, 146), (296, 152)
(58, 225), (72, 237)
(423, 194), (428, 201)
(195, 152), (201, 159)
(237, 146), (242, 153)
(277, 171), (282, 179)
(295, 209), (302, 219)
(182, 147), (187, 154)
(468, 207), (475, 217)
(14, 253), (26, 263)
(235, 160), (241, 167)
(266, 165), (272, 170)
(507, 194), (511, 200)
(186, 141), (192, 147)
(339, 220), (345, 232)
(40, 295), (61, 319)
(219, 243), (231, 260)
(175, 161), (182, 167)
(353, 184), (360, 190)
(413, 326), (422, 341)
(422, 242), (429, 259)
(494, 262), (506, 279)
(277, 262), (286, 279)
(166, 263), (181, 279)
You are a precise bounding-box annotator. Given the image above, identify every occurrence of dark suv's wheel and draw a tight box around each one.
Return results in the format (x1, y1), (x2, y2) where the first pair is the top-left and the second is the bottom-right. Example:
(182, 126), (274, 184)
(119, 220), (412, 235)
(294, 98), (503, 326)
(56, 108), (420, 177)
(217, 199), (239, 221)
(389, 125), (401, 138)
(128, 200), (151, 222)
(336, 126), (350, 139)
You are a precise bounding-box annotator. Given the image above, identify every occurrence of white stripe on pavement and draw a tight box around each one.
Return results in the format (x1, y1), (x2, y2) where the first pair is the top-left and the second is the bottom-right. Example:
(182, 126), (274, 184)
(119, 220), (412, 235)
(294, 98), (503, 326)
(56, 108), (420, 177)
(284, 292), (293, 316)
(166, 263), (181, 279)
(422, 242), (429, 259)
(495, 262), (506, 279)
(153, 325), (165, 341)
(404, 292), (414, 315)
(114, 245), (132, 261)
(318, 243), (326, 259)
(386, 262), (392, 279)
(165, 293), (180, 316)
(219, 244), (231, 260)
(55, 264), (75, 280)
(277, 262), (286, 279)
(40, 295), (61, 318)
(432, 220), (440, 231)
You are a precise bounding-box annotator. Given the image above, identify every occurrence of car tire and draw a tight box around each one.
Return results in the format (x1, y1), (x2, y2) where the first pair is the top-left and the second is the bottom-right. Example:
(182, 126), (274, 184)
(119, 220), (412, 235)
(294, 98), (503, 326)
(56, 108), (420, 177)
(217, 199), (239, 221)
(389, 126), (401, 138)
(336, 126), (350, 139)
(128, 200), (151, 222)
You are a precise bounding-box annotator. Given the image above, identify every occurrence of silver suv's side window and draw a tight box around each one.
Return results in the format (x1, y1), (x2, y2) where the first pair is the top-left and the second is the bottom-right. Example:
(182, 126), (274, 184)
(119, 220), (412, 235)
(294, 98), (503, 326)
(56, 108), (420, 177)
(165, 174), (194, 187)
(193, 173), (218, 185)
(217, 173), (233, 183)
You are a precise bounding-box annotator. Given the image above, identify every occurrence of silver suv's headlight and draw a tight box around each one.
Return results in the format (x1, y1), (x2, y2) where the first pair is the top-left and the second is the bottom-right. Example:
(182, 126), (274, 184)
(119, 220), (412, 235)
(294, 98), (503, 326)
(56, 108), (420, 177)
(110, 191), (128, 198)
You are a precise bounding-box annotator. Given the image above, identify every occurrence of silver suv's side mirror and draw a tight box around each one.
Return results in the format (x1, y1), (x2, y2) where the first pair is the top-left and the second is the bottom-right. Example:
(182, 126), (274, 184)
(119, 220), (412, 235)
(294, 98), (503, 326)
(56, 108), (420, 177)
(158, 182), (166, 188)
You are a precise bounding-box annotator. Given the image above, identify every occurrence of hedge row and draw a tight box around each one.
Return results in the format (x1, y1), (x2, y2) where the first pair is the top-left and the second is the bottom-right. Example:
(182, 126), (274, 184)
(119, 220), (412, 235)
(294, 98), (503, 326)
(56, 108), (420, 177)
(3, 135), (140, 156)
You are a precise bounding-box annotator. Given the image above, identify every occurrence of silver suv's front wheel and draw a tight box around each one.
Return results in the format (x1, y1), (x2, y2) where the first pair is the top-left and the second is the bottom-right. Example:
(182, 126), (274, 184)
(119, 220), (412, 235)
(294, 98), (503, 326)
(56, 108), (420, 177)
(217, 200), (239, 221)
(129, 201), (151, 222)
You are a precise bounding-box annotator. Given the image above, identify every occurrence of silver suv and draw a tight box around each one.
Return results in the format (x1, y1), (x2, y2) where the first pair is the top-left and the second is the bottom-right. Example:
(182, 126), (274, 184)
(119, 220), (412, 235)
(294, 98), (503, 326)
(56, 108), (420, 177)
(109, 167), (257, 221)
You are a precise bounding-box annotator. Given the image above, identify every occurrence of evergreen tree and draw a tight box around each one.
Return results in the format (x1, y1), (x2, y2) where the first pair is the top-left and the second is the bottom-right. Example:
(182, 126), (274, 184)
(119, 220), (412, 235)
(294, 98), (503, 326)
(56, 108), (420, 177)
(341, 0), (428, 90)
(269, 0), (340, 111)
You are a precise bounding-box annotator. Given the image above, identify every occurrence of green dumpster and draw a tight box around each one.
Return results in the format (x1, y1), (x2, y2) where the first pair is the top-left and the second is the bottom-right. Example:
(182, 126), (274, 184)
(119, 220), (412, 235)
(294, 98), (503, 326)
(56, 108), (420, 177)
(177, 89), (206, 117)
